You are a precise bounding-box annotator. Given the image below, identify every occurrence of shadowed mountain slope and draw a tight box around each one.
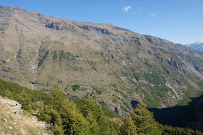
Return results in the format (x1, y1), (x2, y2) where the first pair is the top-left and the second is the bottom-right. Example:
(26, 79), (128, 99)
(150, 95), (203, 131)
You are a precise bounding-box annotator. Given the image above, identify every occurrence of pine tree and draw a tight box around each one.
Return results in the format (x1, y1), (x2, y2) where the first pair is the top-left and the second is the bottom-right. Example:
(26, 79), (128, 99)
(110, 122), (119, 135)
(49, 108), (64, 135)
(38, 105), (64, 134)
(82, 95), (110, 135)
(131, 102), (162, 135)
(59, 98), (90, 135)
(86, 112), (100, 135)
(120, 117), (137, 135)
(50, 84), (64, 109)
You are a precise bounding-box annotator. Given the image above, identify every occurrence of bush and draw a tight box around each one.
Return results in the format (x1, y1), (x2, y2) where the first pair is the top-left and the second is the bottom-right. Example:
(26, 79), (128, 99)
(72, 84), (80, 91)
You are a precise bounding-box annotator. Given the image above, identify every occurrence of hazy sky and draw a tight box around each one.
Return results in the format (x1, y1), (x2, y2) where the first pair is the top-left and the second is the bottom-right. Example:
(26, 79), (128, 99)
(1, 0), (203, 44)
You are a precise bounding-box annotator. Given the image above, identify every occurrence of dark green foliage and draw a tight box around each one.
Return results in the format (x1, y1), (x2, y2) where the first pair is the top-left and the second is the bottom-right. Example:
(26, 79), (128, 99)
(144, 72), (163, 85)
(0, 79), (50, 112)
(81, 96), (111, 135)
(39, 106), (64, 134)
(72, 84), (80, 91)
(38, 50), (49, 66)
(49, 84), (64, 109)
(128, 78), (138, 87)
(144, 72), (172, 98)
(120, 118), (137, 135)
(112, 84), (117, 88)
(58, 51), (79, 64)
(16, 49), (25, 64)
(0, 79), (118, 134)
(160, 125), (203, 135)
(133, 73), (139, 81)
(123, 101), (131, 110)
(131, 103), (162, 135)
(53, 51), (57, 61)
(110, 122), (120, 135)
(59, 98), (90, 135)
(143, 94), (161, 108)
(70, 96), (121, 134)
(122, 71), (173, 108)
(151, 84), (172, 97)
(0, 79), (202, 135)
(3, 89), (14, 99)
(92, 86), (103, 95)
(45, 22), (59, 30)
(59, 51), (64, 62)
(16, 49), (22, 59)
(58, 80), (63, 84)
(121, 105), (130, 113)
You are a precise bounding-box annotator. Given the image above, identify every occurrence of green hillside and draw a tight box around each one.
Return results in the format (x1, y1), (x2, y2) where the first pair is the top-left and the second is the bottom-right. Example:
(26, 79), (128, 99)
(0, 79), (202, 134)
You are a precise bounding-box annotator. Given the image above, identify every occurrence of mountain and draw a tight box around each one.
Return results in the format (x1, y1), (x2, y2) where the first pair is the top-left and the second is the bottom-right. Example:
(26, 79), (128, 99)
(186, 42), (203, 53)
(0, 6), (203, 115)
(1, 78), (202, 134)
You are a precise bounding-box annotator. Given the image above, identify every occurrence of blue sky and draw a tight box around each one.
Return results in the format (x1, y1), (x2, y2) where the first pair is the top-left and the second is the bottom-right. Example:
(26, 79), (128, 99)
(1, 0), (203, 44)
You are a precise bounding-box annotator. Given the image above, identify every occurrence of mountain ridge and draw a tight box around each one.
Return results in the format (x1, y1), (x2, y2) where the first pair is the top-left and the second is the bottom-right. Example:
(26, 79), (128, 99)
(186, 42), (203, 53)
(0, 6), (203, 115)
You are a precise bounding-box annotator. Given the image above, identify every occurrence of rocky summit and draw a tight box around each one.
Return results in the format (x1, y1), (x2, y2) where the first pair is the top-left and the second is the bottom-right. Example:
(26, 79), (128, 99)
(0, 6), (203, 114)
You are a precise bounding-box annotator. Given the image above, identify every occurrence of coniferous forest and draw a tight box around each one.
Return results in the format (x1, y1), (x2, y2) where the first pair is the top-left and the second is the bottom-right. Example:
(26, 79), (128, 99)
(0, 79), (202, 135)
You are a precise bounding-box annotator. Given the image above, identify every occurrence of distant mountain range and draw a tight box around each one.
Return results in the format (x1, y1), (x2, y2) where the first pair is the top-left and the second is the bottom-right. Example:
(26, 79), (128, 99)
(0, 6), (202, 115)
(185, 42), (203, 53)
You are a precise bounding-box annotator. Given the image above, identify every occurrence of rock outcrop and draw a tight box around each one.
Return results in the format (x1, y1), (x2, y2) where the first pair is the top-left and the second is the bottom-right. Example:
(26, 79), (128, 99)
(0, 96), (22, 113)
(0, 95), (51, 135)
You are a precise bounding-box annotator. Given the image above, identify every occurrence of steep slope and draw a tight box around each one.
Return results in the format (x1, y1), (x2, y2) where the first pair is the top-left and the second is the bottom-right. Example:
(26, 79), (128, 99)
(0, 96), (52, 135)
(0, 6), (203, 114)
(186, 42), (203, 53)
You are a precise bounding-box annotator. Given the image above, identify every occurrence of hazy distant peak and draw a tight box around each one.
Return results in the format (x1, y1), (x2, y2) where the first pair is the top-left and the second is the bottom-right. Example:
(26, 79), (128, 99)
(195, 42), (203, 45)
(186, 42), (203, 53)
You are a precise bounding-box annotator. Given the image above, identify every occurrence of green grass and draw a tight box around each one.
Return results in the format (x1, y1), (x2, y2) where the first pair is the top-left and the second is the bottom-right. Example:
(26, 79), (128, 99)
(143, 94), (161, 108)
(120, 105), (131, 113)
(151, 84), (172, 97)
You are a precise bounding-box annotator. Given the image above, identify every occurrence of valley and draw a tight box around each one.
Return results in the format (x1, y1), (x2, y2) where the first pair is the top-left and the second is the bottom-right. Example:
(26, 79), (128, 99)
(0, 6), (203, 116)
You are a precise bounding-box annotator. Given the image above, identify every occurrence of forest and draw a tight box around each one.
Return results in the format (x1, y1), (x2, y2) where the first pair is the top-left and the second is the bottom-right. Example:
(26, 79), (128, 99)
(0, 79), (202, 135)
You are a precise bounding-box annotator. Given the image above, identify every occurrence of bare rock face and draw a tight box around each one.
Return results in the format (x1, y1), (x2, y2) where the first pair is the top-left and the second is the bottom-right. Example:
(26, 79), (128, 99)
(0, 6), (203, 115)
(0, 96), (22, 113)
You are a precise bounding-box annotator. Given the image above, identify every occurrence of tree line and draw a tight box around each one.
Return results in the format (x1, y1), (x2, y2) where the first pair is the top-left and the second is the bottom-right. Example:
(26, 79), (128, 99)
(0, 79), (202, 135)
